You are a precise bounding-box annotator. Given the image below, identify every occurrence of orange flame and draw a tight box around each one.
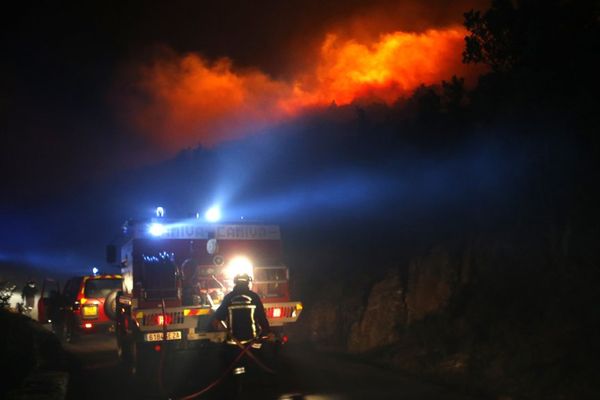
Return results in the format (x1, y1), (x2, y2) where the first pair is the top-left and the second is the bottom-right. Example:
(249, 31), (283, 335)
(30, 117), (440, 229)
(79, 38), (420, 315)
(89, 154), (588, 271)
(283, 27), (469, 111)
(129, 26), (477, 150)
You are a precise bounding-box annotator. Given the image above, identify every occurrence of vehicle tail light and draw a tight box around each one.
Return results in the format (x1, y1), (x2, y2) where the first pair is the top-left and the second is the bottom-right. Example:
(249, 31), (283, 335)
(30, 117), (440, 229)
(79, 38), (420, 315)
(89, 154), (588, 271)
(155, 314), (173, 326)
(141, 312), (183, 326)
(267, 306), (292, 318)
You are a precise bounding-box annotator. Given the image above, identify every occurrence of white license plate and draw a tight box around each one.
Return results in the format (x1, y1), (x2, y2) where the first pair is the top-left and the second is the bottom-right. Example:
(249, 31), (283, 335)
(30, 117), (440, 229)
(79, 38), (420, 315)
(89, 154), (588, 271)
(145, 331), (182, 342)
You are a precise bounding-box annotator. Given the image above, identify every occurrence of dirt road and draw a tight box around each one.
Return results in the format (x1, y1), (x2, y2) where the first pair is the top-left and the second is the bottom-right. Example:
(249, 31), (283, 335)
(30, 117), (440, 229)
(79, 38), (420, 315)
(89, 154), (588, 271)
(64, 333), (485, 400)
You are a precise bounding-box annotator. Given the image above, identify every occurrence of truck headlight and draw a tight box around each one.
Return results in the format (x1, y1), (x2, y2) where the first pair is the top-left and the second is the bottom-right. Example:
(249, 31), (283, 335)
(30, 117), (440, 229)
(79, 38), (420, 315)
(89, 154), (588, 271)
(226, 256), (253, 279)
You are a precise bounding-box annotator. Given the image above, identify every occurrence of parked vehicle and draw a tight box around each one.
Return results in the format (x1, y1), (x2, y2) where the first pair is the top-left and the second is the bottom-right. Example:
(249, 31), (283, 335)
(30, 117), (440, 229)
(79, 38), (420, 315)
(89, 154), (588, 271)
(45, 274), (123, 342)
(37, 278), (60, 324)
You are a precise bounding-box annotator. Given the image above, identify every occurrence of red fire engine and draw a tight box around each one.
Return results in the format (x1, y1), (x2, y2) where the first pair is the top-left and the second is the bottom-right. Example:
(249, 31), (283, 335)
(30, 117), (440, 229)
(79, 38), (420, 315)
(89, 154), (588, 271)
(106, 213), (302, 379)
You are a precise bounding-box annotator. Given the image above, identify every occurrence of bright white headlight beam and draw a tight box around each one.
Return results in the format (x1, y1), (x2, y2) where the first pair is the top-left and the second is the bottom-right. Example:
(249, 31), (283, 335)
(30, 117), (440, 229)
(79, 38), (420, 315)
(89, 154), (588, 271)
(149, 223), (167, 237)
(205, 206), (221, 222)
(226, 256), (254, 279)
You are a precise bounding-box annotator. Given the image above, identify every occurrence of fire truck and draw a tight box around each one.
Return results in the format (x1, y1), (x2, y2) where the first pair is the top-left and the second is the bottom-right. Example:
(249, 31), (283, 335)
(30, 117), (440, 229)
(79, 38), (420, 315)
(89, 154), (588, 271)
(106, 213), (302, 380)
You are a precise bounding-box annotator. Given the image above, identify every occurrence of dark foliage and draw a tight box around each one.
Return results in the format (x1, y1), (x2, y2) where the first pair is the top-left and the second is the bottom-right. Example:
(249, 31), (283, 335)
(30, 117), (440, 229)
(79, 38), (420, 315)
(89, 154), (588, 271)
(0, 309), (68, 397)
(289, 1), (600, 399)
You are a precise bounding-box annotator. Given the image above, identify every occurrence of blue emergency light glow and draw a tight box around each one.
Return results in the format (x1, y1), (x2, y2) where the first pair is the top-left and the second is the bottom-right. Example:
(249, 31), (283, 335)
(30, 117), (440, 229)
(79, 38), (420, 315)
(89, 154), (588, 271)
(205, 206), (221, 222)
(149, 223), (167, 237)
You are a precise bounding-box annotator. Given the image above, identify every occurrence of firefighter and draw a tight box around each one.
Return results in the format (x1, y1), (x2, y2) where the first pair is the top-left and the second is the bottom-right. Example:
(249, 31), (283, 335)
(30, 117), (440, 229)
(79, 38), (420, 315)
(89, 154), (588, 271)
(21, 279), (38, 312)
(213, 273), (274, 393)
(214, 273), (270, 342)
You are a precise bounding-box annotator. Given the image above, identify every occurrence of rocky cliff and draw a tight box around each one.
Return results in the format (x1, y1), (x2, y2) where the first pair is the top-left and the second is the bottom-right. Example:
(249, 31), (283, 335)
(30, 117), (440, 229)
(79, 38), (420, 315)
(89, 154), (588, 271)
(294, 230), (600, 400)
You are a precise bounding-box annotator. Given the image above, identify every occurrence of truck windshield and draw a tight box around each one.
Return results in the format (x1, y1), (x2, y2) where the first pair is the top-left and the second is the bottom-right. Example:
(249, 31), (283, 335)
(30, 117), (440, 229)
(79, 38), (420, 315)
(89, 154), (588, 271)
(143, 254), (178, 299)
(84, 279), (122, 299)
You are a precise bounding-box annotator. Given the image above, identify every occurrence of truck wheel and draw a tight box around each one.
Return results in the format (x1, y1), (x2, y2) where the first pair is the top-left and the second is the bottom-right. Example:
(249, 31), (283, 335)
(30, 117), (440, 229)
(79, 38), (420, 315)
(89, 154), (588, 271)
(117, 336), (135, 375)
(104, 290), (119, 321)
(132, 344), (161, 395)
(118, 337), (149, 380)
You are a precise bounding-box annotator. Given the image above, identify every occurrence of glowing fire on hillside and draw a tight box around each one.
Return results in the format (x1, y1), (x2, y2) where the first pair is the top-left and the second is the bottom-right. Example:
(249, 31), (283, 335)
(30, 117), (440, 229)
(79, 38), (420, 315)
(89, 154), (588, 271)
(128, 26), (477, 150)
(282, 27), (468, 111)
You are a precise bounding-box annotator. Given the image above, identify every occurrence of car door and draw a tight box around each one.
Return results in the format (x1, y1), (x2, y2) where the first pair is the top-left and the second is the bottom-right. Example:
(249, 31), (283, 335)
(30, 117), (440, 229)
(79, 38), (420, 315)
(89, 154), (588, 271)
(37, 278), (60, 323)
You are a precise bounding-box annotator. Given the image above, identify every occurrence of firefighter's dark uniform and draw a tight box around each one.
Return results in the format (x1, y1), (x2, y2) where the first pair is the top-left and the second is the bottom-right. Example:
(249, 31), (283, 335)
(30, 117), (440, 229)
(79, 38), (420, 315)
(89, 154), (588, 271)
(214, 275), (271, 380)
(21, 280), (38, 309)
(214, 280), (270, 343)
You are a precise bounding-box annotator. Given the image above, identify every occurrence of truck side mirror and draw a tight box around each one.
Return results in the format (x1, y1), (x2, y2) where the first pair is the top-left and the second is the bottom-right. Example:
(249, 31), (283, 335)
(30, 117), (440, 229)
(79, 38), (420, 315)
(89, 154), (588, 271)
(106, 245), (117, 264)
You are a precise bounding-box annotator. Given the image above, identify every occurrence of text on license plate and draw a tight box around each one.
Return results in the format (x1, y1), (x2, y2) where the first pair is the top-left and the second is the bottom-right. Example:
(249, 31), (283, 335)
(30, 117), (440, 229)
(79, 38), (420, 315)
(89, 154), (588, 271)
(145, 331), (182, 342)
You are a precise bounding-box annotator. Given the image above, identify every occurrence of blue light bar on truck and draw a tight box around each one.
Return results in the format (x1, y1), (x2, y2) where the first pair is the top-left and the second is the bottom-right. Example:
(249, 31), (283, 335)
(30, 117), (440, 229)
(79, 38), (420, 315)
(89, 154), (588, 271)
(148, 223), (167, 237)
(136, 221), (281, 240)
(204, 206), (221, 222)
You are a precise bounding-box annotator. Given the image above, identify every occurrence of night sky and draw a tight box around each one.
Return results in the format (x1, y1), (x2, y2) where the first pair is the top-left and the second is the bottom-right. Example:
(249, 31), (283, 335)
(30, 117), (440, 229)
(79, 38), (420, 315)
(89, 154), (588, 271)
(2, 0), (497, 277)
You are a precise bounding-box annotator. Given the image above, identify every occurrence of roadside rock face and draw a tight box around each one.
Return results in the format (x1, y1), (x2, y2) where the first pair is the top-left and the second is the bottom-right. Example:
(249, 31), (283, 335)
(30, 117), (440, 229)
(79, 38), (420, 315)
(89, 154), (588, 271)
(306, 297), (340, 344)
(405, 246), (460, 324)
(300, 278), (369, 349)
(298, 234), (600, 399)
(348, 269), (406, 352)
(347, 245), (468, 353)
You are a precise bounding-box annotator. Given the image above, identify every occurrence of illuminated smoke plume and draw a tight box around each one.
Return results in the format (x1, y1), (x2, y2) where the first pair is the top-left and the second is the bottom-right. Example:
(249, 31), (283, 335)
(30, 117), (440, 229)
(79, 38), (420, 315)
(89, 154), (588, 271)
(129, 56), (292, 150)
(128, 26), (478, 151)
(283, 27), (470, 111)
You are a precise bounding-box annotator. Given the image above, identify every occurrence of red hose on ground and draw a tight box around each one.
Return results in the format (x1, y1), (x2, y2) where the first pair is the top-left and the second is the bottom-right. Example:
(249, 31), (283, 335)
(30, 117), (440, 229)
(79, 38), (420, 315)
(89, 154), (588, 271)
(176, 342), (250, 400)
(158, 298), (168, 396)
(177, 337), (276, 400)
(155, 300), (275, 399)
(230, 338), (276, 374)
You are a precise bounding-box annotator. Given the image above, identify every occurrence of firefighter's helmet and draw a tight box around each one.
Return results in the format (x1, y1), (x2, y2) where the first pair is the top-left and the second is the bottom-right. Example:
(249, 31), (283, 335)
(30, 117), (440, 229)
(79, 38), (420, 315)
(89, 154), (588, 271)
(233, 273), (252, 286)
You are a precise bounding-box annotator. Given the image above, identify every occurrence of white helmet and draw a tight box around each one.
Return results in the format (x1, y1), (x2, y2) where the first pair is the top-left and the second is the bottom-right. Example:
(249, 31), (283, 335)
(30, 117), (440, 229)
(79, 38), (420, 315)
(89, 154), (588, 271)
(233, 273), (252, 286)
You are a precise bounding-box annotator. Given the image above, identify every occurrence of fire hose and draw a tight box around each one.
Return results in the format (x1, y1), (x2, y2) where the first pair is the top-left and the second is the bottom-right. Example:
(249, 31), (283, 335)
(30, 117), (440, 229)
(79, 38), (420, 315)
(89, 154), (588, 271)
(176, 337), (271, 400)
(158, 298), (168, 396)
(155, 299), (276, 399)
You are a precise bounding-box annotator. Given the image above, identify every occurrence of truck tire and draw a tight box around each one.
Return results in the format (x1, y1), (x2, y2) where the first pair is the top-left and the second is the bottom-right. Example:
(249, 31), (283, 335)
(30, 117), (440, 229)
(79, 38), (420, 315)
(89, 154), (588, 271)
(104, 290), (119, 321)
(119, 337), (160, 394)
(134, 344), (162, 395)
(117, 335), (135, 375)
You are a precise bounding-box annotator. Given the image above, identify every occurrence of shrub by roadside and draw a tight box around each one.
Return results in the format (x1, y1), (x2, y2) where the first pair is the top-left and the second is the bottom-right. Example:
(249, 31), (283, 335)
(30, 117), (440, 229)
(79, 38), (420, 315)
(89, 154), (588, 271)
(0, 308), (70, 399)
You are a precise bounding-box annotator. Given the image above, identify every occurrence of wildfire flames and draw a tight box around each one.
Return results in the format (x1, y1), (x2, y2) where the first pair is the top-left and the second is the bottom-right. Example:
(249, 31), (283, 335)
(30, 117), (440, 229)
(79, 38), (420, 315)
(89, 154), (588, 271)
(130, 26), (477, 150)
(282, 27), (468, 111)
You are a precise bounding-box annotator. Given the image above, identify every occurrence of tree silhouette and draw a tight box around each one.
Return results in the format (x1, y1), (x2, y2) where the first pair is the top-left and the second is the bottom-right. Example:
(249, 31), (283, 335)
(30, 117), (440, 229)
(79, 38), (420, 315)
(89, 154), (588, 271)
(441, 76), (466, 114)
(463, 0), (599, 77)
(463, 0), (518, 72)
